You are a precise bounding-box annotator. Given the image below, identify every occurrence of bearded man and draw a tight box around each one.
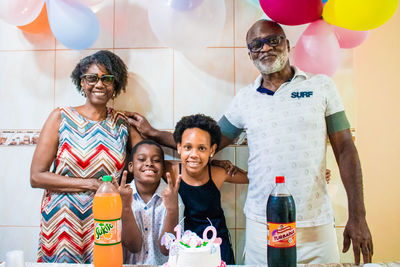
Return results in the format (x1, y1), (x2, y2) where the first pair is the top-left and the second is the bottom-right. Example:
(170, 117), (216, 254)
(125, 19), (373, 265)
(217, 19), (373, 265)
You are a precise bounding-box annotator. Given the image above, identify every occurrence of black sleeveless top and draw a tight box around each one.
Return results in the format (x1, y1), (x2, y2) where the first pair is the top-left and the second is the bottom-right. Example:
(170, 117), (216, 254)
(178, 164), (235, 264)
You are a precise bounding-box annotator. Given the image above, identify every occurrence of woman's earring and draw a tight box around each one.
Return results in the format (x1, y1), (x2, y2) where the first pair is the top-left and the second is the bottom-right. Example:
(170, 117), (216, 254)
(81, 90), (86, 97)
(210, 154), (214, 158)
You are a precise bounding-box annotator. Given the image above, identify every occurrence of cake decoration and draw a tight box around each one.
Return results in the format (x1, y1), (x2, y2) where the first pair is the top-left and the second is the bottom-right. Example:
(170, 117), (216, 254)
(161, 224), (226, 267)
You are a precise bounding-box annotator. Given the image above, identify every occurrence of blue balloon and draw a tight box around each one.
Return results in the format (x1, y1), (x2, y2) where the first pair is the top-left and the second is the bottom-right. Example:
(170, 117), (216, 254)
(46, 0), (99, 50)
(322, 0), (328, 3)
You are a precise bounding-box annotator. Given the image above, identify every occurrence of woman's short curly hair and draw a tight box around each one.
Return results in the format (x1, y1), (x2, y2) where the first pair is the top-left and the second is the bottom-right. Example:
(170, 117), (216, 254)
(71, 50), (128, 97)
(173, 114), (221, 148)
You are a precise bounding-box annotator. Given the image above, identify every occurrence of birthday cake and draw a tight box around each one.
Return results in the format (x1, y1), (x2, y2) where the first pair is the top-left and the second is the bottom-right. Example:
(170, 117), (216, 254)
(161, 226), (226, 267)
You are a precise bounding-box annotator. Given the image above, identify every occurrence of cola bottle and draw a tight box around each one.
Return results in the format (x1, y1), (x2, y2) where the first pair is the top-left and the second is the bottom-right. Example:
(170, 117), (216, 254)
(266, 176), (296, 267)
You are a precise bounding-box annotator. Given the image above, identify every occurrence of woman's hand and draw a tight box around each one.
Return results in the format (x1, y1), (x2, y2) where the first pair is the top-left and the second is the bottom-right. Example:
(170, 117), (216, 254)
(90, 177), (103, 191)
(161, 172), (181, 211)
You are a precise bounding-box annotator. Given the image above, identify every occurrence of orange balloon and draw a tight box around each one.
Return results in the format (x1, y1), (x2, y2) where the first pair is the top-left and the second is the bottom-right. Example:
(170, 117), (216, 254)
(17, 3), (50, 34)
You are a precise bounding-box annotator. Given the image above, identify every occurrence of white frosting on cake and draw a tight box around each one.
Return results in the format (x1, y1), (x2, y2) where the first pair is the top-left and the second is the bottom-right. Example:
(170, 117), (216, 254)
(166, 242), (221, 267)
(161, 228), (226, 267)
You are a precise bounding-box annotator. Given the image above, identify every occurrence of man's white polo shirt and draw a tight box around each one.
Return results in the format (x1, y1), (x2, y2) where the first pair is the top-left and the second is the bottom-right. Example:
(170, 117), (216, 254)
(219, 67), (350, 227)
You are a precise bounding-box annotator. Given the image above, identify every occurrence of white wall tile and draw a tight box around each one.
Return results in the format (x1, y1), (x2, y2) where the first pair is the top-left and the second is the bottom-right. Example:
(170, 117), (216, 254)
(235, 48), (259, 92)
(0, 51), (54, 129)
(114, 49), (174, 130)
(235, 146), (249, 171)
(235, 184), (248, 229)
(54, 50), (92, 108)
(174, 48), (234, 122)
(214, 146), (235, 163)
(0, 226), (40, 262)
(0, 20), (55, 51)
(221, 183), (235, 229)
(215, 147), (236, 229)
(235, 147), (249, 228)
(114, 0), (163, 48)
(235, 228), (246, 264)
(0, 146), (42, 226)
(227, 228), (236, 260)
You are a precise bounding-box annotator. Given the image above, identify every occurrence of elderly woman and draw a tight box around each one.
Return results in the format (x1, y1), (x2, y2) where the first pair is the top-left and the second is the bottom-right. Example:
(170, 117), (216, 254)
(30, 50), (142, 263)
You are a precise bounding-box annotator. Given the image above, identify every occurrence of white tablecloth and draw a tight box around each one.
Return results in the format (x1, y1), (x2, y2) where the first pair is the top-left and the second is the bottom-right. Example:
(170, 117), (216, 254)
(21, 262), (400, 267)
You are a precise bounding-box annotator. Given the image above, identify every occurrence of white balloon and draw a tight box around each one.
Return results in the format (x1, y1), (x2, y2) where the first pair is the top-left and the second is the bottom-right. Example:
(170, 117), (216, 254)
(0, 0), (45, 26)
(148, 0), (226, 51)
(76, 0), (104, 7)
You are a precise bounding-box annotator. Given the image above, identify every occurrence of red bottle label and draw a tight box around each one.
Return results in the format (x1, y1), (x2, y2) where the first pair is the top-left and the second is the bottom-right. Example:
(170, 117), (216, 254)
(94, 218), (121, 246)
(267, 222), (296, 248)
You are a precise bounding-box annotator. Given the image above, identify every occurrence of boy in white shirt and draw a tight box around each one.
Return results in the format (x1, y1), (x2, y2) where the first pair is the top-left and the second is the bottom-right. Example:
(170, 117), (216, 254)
(117, 140), (184, 265)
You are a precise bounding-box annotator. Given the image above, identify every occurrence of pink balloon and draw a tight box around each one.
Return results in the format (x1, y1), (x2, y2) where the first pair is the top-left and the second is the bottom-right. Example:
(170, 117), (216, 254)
(293, 20), (341, 76)
(334, 26), (369, 49)
(259, 0), (323, 25)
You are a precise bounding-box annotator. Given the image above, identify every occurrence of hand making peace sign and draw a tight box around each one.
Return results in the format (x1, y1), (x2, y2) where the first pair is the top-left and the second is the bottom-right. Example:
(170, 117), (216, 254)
(114, 170), (133, 207)
(161, 172), (181, 211)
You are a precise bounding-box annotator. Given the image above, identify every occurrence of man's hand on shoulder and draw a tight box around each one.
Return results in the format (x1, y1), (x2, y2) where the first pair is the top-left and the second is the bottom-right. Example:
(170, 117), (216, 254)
(124, 111), (155, 139)
(211, 159), (238, 177)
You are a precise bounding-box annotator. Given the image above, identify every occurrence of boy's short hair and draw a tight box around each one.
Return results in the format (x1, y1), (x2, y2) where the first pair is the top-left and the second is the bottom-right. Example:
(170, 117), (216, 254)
(130, 139), (165, 163)
(173, 114), (221, 148)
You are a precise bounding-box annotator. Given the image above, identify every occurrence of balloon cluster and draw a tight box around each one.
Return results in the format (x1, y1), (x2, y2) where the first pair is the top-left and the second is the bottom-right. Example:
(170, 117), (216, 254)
(258, 0), (398, 76)
(0, 0), (103, 50)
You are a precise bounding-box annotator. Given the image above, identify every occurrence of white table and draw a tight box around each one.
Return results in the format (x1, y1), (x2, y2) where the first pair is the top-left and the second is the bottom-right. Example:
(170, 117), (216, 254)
(21, 262), (400, 267)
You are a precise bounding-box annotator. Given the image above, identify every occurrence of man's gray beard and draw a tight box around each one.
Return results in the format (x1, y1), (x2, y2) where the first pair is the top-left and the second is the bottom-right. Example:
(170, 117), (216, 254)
(252, 50), (289, 75)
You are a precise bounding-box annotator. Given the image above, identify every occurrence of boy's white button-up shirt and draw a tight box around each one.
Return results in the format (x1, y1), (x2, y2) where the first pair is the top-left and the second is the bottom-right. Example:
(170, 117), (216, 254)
(123, 179), (184, 265)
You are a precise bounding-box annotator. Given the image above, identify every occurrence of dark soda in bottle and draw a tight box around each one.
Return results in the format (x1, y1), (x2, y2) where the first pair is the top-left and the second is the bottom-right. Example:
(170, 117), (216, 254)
(267, 176), (296, 267)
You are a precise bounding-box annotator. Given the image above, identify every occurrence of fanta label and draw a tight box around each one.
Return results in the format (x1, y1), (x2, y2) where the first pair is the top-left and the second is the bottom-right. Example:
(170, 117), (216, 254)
(94, 218), (121, 246)
(267, 222), (296, 248)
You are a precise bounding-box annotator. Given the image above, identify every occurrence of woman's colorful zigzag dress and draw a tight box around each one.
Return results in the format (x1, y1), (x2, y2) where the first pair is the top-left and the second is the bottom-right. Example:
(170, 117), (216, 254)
(37, 106), (129, 263)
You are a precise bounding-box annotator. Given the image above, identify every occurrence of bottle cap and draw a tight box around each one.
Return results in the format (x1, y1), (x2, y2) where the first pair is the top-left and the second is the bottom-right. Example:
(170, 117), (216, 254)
(102, 175), (112, 182)
(275, 176), (285, 183)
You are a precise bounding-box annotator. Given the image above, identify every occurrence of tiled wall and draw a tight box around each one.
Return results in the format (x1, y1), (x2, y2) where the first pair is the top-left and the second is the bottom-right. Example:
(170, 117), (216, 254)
(0, 0), (355, 263)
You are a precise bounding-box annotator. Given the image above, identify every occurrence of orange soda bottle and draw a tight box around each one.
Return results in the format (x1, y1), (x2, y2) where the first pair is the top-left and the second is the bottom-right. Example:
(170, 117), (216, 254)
(93, 175), (123, 267)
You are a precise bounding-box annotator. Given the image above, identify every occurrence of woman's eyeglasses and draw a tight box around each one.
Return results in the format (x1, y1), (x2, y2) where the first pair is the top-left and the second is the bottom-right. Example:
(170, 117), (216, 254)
(80, 74), (115, 86)
(247, 35), (286, 53)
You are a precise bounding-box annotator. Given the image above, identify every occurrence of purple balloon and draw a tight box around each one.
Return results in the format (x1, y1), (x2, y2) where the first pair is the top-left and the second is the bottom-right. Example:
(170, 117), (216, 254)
(259, 0), (323, 26)
(168, 0), (204, 11)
